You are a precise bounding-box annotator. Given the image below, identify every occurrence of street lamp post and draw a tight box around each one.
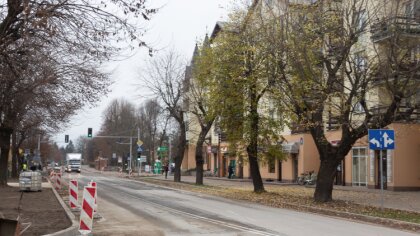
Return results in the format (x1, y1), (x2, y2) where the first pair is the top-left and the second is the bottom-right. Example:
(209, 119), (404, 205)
(129, 137), (133, 172)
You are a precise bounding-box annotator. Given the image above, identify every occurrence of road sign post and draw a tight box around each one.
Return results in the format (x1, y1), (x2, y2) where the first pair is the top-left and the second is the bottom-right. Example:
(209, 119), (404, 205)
(368, 129), (395, 211)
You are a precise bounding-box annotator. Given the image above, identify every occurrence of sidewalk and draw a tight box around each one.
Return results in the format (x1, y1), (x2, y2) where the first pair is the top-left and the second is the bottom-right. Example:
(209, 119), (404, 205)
(148, 174), (420, 213)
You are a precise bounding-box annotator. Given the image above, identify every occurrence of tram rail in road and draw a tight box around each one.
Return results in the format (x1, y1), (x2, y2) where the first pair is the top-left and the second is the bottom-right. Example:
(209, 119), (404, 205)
(71, 170), (419, 236)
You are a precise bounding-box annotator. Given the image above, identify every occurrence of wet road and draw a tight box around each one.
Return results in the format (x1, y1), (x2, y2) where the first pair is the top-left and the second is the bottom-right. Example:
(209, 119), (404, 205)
(69, 170), (417, 236)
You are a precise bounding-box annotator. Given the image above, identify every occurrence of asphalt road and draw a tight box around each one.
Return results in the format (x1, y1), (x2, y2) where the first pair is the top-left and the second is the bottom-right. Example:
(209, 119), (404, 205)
(72, 171), (417, 236)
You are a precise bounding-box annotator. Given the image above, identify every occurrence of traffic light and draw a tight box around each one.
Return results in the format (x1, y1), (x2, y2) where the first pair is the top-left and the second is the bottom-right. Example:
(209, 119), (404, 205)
(87, 128), (93, 138)
(65, 135), (69, 143)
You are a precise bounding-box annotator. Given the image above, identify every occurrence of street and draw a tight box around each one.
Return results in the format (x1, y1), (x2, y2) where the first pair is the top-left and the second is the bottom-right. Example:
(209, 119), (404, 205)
(71, 170), (417, 236)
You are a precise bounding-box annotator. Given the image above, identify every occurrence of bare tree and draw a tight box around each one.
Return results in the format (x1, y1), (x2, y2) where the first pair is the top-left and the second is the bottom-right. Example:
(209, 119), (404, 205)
(139, 50), (187, 182)
(137, 98), (166, 165)
(0, 1), (155, 186)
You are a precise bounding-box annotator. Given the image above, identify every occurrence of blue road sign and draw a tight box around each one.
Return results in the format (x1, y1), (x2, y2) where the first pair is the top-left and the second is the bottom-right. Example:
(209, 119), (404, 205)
(368, 129), (395, 150)
(137, 146), (143, 153)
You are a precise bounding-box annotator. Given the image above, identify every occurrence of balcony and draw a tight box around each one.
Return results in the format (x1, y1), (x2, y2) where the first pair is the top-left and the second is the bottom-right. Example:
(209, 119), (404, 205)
(371, 16), (420, 43)
(371, 61), (420, 85)
(326, 115), (340, 131)
(290, 122), (310, 134)
(290, 114), (341, 134)
(369, 104), (420, 123)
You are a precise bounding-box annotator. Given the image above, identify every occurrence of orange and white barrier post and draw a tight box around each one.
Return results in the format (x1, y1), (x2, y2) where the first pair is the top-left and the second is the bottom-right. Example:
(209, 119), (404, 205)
(69, 179), (78, 209)
(78, 186), (96, 235)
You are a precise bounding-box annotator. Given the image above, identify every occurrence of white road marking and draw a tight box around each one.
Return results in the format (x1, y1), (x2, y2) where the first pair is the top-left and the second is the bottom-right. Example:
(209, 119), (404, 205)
(111, 187), (280, 236)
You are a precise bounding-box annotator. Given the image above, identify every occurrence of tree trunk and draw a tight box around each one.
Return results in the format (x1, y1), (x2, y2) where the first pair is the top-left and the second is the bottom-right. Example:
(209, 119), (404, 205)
(314, 156), (341, 202)
(0, 127), (13, 187)
(196, 159), (204, 185)
(174, 122), (186, 182)
(195, 134), (207, 185)
(195, 130), (211, 185)
(247, 145), (265, 192)
(248, 82), (265, 193)
(247, 112), (264, 192)
(11, 131), (18, 178)
(238, 155), (243, 179)
(195, 139), (204, 185)
(174, 155), (181, 182)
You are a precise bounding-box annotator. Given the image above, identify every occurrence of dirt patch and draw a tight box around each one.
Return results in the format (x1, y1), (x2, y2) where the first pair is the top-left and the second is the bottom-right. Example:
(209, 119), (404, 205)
(0, 185), (71, 235)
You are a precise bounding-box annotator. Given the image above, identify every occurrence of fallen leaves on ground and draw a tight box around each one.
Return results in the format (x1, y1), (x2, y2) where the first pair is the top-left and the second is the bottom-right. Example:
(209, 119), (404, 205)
(139, 178), (420, 233)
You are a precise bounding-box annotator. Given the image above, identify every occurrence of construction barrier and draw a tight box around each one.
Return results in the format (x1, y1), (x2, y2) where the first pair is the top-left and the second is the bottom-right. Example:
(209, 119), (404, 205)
(55, 172), (62, 190)
(88, 181), (98, 215)
(78, 186), (96, 235)
(50, 172), (61, 190)
(69, 179), (78, 209)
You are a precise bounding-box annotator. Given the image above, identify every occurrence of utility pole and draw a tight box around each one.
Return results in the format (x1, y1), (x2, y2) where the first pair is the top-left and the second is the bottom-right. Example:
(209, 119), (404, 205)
(137, 127), (141, 175)
(37, 134), (41, 154)
(93, 135), (137, 173)
(218, 133), (221, 177)
(36, 134), (42, 163)
(168, 136), (172, 173)
(129, 137), (132, 172)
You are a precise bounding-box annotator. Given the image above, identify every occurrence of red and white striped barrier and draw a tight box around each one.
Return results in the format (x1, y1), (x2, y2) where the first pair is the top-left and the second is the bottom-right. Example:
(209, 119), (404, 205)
(55, 173), (62, 190)
(88, 181), (98, 215)
(69, 179), (78, 209)
(50, 172), (61, 190)
(78, 186), (96, 235)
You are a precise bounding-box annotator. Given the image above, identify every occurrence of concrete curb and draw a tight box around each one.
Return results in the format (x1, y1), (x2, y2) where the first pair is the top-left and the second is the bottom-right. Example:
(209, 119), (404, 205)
(42, 178), (79, 236)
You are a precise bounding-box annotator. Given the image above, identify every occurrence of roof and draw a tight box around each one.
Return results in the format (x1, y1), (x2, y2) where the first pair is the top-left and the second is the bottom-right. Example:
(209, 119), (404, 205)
(210, 21), (227, 39)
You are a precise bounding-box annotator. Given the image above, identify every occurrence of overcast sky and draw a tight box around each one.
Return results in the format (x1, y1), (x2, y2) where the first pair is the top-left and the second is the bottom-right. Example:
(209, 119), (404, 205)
(53, 0), (233, 146)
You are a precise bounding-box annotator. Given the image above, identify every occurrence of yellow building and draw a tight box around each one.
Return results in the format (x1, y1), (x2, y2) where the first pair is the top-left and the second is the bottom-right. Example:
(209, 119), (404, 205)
(183, 0), (420, 191)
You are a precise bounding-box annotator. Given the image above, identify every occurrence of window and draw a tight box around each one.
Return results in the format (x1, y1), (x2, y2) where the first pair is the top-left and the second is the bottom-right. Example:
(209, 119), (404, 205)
(264, 0), (273, 7)
(354, 10), (367, 32)
(268, 158), (275, 173)
(352, 147), (368, 186)
(403, 0), (420, 19)
(355, 52), (367, 72)
(353, 102), (365, 113)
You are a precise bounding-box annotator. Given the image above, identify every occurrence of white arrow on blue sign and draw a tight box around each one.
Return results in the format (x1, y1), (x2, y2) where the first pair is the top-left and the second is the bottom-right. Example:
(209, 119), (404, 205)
(368, 129), (395, 150)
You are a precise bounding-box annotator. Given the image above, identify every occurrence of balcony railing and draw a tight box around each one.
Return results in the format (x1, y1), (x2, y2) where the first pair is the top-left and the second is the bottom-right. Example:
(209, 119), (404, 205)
(290, 115), (340, 134)
(371, 16), (420, 42)
(369, 104), (420, 123)
(290, 123), (310, 134)
(371, 60), (420, 84)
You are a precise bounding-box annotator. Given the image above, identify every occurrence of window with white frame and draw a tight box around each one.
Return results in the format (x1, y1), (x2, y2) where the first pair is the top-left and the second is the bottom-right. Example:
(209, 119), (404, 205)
(352, 147), (368, 186)
(354, 9), (367, 32)
(355, 52), (367, 72)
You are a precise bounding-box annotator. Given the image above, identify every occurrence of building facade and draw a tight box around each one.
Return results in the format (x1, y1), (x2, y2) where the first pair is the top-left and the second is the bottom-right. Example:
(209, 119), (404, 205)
(182, 0), (420, 191)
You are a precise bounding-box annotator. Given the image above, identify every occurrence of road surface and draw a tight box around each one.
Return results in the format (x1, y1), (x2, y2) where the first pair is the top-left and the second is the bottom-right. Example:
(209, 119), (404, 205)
(69, 170), (417, 236)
